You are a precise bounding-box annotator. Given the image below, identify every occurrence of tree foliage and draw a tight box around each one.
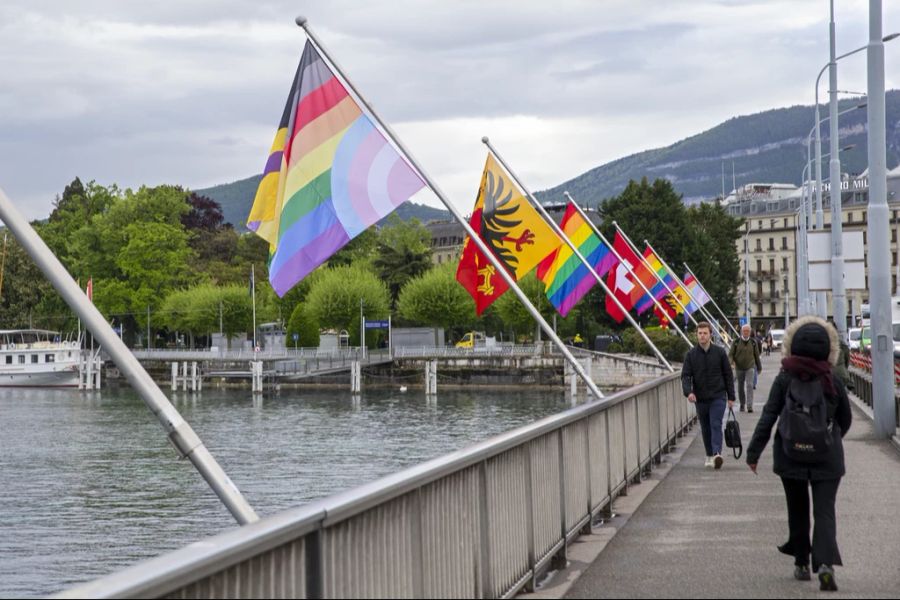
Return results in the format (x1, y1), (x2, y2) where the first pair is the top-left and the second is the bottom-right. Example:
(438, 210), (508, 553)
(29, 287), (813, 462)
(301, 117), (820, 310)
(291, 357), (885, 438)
(286, 302), (320, 348)
(397, 263), (475, 331)
(304, 264), (390, 347)
(373, 215), (433, 305)
(159, 284), (252, 343)
(493, 273), (556, 341)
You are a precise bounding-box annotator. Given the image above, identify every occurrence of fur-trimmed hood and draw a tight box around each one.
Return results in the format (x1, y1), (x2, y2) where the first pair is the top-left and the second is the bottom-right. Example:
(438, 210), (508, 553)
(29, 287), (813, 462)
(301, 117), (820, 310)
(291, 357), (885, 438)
(781, 315), (840, 366)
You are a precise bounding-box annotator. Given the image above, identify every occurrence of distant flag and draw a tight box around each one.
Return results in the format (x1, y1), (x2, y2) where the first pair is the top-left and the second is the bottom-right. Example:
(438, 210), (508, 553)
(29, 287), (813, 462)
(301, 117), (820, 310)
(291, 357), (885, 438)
(246, 40), (426, 296)
(456, 154), (561, 315)
(605, 232), (657, 323)
(635, 246), (677, 314)
(86, 277), (93, 302)
(536, 202), (618, 317)
(654, 297), (677, 329)
(683, 272), (712, 322)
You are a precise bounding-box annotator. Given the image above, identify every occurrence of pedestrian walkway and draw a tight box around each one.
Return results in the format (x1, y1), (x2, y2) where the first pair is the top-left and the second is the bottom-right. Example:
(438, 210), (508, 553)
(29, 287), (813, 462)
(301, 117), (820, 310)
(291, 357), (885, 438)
(530, 352), (900, 599)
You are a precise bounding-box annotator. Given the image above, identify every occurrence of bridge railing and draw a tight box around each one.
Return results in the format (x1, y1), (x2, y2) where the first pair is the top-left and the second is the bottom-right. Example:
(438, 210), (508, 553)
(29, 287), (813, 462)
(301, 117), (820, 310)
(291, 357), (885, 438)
(132, 347), (370, 362)
(56, 372), (693, 600)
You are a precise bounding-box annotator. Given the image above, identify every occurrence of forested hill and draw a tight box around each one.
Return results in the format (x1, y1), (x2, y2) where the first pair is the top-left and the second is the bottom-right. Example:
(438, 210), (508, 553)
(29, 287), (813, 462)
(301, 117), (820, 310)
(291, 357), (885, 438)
(197, 92), (900, 222)
(536, 91), (900, 207)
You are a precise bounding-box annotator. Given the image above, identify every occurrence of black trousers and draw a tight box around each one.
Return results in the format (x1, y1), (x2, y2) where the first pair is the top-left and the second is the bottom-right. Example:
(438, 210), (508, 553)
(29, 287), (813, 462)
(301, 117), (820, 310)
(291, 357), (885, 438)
(779, 476), (843, 570)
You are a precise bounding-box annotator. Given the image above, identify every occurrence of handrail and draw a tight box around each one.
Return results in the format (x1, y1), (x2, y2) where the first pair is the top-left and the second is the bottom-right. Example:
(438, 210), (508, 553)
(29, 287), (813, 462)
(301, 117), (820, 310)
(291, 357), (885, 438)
(56, 371), (692, 599)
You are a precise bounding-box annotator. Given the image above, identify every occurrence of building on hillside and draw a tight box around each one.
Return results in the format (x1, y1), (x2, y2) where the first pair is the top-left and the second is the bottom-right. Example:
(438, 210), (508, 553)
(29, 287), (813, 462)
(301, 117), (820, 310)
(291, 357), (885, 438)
(723, 169), (900, 330)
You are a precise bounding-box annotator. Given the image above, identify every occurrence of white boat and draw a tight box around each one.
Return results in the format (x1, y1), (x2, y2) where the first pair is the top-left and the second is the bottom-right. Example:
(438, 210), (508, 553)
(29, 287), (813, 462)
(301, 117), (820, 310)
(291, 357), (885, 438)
(0, 329), (81, 387)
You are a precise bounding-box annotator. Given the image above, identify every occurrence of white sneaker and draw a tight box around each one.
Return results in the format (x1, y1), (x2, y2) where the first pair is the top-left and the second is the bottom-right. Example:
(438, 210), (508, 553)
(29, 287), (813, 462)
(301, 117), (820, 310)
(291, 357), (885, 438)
(714, 454), (724, 469)
(705, 456), (714, 468)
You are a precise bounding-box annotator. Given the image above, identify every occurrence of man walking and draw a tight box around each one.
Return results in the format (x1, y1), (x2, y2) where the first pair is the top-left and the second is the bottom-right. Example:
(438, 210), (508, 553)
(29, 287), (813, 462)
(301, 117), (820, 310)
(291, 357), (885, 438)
(682, 322), (736, 469)
(730, 324), (763, 412)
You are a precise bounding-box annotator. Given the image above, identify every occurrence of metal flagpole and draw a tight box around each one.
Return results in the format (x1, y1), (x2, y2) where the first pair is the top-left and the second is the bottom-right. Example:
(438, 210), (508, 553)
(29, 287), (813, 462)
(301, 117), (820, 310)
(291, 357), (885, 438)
(642, 237), (730, 341)
(612, 222), (703, 331)
(683, 262), (739, 337)
(0, 188), (258, 525)
(485, 140), (674, 370)
(562, 192), (694, 350)
(297, 17), (605, 400)
(251, 264), (257, 350)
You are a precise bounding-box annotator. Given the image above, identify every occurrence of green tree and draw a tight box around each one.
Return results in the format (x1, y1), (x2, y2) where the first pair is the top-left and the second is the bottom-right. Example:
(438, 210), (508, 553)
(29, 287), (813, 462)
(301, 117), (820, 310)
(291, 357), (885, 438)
(397, 263), (476, 331)
(327, 228), (379, 268)
(599, 178), (699, 274)
(304, 264), (390, 347)
(160, 284), (252, 347)
(686, 202), (743, 317)
(493, 273), (555, 341)
(373, 215), (433, 305)
(286, 303), (320, 348)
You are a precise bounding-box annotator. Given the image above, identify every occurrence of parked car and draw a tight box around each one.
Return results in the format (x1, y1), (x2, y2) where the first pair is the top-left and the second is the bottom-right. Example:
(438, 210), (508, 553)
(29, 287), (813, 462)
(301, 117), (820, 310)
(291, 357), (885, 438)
(848, 327), (862, 351)
(859, 322), (900, 354)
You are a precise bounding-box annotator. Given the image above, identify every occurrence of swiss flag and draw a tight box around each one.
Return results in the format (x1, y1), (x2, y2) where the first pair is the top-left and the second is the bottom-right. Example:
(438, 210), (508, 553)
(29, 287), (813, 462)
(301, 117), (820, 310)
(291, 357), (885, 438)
(605, 232), (655, 322)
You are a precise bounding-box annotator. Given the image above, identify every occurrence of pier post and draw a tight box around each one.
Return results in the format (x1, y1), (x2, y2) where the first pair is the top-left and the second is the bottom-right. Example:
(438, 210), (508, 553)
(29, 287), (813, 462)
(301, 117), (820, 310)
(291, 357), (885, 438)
(351, 360), (361, 393)
(171, 362), (178, 392)
(426, 360), (438, 395)
(251, 361), (263, 393)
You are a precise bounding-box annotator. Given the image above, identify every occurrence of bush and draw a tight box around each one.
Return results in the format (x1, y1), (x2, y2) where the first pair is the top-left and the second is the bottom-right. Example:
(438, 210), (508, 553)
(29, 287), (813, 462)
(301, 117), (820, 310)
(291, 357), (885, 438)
(286, 303), (320, 348)
(621, 326), (693, 363)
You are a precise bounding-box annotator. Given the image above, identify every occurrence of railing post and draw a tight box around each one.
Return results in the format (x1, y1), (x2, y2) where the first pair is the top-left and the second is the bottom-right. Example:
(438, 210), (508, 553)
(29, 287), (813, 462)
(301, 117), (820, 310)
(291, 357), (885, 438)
(523, 442), (537, 592)
(477, 461), (494, 599)
(305, 528), (323, 600)
(554, 429), (568, 567)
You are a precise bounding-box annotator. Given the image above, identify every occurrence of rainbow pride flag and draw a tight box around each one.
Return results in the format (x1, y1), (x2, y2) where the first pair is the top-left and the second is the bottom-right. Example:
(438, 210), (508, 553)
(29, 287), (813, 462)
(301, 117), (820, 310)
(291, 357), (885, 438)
(247, 40), (426, 296)
(683, 273), (712, 316)
(634, 246), (676, 314)
(537, 202), (617, 317)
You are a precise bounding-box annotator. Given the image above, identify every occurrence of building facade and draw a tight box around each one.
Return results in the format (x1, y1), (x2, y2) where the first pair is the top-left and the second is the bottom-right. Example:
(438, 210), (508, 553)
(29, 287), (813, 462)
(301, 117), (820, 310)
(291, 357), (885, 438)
(724, 169), (900, 330)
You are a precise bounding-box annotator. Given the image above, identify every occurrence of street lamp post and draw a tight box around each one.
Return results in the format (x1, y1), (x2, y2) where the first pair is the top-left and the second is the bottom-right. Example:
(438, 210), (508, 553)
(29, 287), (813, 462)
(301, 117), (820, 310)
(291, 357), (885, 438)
(798, 141), (856, 317)
(743, 223), (751, 327)
(813, 29), (899, 325)
(867, 0), (895, 438)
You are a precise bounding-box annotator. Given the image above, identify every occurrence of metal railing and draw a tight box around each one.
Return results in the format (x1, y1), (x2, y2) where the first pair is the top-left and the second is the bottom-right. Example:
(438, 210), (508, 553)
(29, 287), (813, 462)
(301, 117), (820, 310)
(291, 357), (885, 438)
(56, 372), (692, 599)
(392, 344), (541, 359)
(132, 347), (368, 362)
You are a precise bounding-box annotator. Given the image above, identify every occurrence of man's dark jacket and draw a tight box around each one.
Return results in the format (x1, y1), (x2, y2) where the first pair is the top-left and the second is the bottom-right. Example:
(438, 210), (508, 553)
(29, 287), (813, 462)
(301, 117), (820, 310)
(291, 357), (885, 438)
(681, 343), (736, 402)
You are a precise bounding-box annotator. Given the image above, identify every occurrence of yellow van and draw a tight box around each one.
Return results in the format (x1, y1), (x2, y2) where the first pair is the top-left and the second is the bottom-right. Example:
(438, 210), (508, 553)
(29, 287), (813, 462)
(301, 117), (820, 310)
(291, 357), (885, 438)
(455, 331), (485, 348)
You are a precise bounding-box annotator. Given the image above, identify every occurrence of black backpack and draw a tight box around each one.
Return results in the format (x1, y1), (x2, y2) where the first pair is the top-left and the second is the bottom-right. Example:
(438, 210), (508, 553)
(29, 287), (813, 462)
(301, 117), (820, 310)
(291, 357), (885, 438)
(777, 377), (833, 463)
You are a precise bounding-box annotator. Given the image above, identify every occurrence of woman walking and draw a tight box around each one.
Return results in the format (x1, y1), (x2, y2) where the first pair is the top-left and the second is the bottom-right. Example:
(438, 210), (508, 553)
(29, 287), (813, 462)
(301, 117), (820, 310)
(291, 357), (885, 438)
(746, 316), (852, 591)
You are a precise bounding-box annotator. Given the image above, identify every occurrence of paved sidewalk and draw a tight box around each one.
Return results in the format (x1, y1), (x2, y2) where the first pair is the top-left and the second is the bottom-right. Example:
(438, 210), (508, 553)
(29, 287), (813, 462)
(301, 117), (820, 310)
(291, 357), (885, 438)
(559, 352), (900, 598)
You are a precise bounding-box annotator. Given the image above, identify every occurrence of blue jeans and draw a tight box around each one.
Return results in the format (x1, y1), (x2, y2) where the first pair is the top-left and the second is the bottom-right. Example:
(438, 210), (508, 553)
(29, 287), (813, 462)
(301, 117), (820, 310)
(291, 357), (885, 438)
(696, 397), (727, 456)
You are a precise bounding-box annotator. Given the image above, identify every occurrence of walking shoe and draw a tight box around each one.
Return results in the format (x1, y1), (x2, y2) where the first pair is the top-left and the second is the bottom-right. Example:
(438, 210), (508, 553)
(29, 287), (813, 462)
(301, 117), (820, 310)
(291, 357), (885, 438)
(794, 565), (811, 581)
(714, 454), (724, 469)
(740, 405), (745, 412)
(748, 407), (754, 413)
(704, 456), (714, 468)
(818, 565), (838, 591)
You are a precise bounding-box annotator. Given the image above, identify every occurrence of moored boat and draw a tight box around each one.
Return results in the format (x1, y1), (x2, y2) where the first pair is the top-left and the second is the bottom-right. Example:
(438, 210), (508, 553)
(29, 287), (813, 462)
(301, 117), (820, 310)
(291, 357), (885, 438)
(0, 329), (80, 387)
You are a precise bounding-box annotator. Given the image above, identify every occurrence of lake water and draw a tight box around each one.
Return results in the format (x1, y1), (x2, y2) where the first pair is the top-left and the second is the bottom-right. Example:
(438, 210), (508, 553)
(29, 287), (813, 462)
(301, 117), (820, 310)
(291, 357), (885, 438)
(0, 385), (571, 598)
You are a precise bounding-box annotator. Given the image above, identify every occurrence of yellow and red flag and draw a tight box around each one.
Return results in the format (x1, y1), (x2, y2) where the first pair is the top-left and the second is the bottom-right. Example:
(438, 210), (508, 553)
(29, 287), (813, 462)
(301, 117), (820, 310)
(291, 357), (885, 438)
(456, 154), (560, 314)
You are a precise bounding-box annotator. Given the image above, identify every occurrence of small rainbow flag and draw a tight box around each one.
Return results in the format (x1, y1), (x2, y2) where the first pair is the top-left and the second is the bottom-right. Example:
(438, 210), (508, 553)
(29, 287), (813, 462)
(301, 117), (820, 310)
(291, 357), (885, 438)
(635, 247), (676, 315)
(247, 40), (426, 296)
(537, 202), (617, 317)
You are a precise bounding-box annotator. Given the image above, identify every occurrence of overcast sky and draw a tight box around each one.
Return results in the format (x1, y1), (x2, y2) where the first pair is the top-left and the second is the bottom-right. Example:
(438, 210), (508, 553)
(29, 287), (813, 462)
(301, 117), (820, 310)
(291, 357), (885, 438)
(1, 0), (898, 221)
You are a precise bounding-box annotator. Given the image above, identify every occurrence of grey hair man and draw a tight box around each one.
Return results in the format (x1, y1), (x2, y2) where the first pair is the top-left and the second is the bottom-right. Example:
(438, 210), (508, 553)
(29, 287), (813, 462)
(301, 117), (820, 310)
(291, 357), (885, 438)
(729, 324), (763, 412)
